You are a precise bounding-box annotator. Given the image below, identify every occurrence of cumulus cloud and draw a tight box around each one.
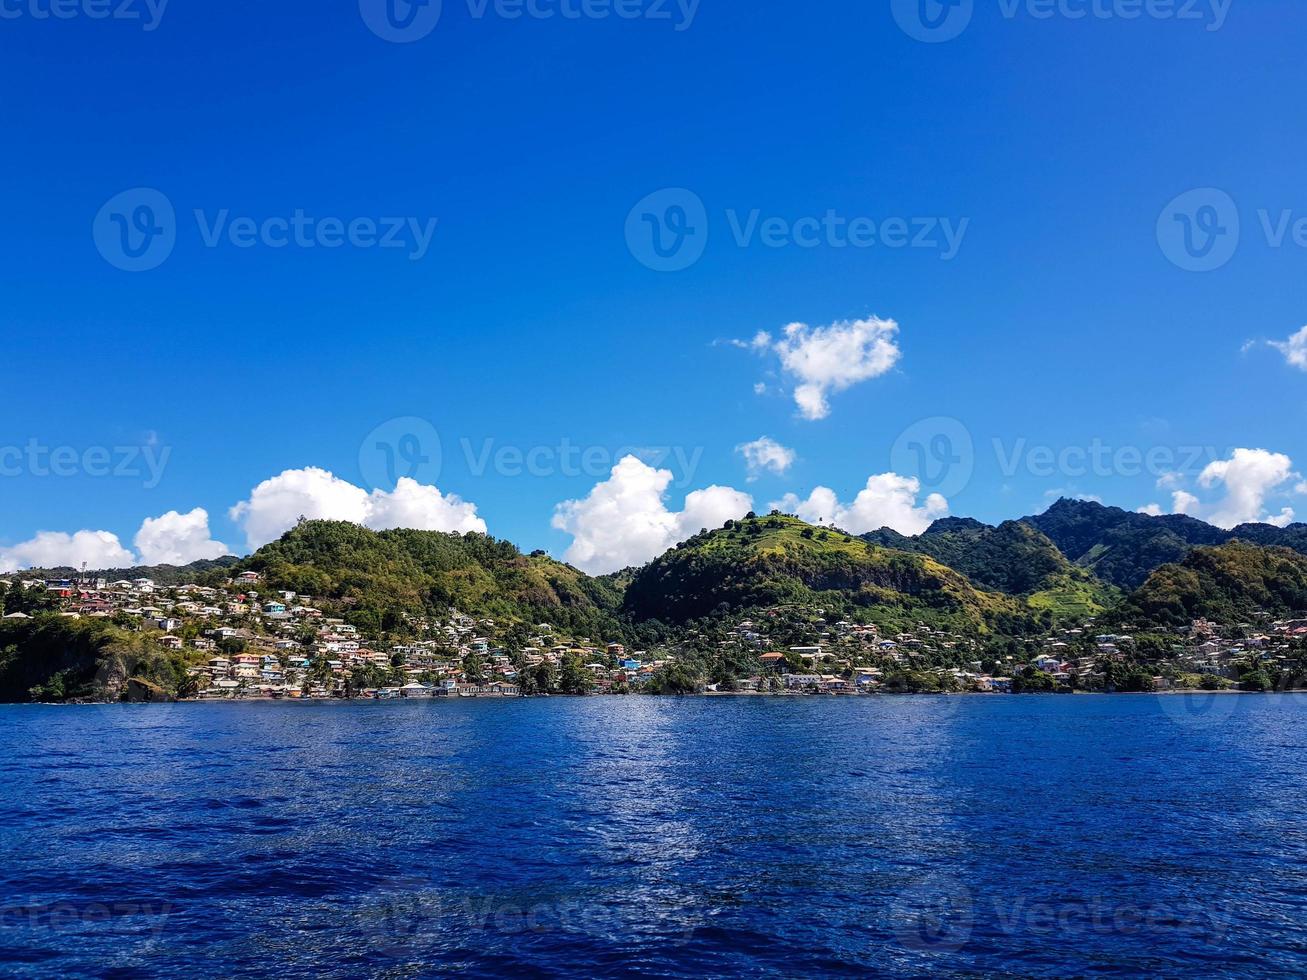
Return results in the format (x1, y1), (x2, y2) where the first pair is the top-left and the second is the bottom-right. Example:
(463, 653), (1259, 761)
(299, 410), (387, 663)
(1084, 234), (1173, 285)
(229, 467), (487, 550)
(0, 530), (136, 573)
(772, 472), (948, 536)
(1198, 449), (1297, 528)
(1140, 449), (1299, 528)
(1270, 325), (1307, 371)
(363, 477), (488, 535)
(134, 508), (229, 566)
(1137, 503), (1165, 517)
(746, 317), (902, 420)
(736, 437), (796, 481)
(552, 455), (753, 574)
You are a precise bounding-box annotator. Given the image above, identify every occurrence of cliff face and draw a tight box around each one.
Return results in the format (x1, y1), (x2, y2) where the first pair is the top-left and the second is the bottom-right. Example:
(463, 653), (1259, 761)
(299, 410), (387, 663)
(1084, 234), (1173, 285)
(0, 618), (189, 703)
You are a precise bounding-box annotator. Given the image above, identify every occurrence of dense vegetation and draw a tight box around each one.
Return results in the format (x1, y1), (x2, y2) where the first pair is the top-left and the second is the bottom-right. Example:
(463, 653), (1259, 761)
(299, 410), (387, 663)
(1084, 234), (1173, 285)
(623, 513), (1018, 632)
(864, 517), (1117, 619)
(1027, 498), (1307, 590)
(0, 616), (192, 702)
(7, 504), (1307, 702)
(239, 520), (639, 644)
(1118, 542), (1307, 627)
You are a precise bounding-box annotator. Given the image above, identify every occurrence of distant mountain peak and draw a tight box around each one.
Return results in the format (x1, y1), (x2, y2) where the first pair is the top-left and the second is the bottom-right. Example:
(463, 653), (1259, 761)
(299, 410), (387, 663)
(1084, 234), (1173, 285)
(923, 516), (990, 535)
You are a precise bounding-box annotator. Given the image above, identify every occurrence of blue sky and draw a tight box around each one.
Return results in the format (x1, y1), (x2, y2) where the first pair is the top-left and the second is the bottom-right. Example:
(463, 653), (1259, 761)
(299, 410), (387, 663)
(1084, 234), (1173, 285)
(3, 0), (1307, 573)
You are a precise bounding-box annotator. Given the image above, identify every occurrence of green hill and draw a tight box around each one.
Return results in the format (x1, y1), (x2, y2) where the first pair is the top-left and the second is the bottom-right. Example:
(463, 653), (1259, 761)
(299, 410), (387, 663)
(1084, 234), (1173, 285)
(863, 517), (1116, 619)
(241, 520), (627, 641)
(1023, 498), (1307, 590)
(621, 514), (1020, 632)
(1119, 541), (1307, 627)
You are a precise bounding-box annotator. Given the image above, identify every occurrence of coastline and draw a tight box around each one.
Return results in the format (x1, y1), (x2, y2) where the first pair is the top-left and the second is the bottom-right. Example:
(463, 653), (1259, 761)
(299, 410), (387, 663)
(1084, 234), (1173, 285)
(27, 688), (1307, 706)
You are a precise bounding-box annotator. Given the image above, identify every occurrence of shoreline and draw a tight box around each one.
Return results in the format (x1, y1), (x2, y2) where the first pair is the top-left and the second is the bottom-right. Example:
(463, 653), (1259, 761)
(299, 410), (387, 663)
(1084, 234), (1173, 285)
(25, 688), (1307, 706)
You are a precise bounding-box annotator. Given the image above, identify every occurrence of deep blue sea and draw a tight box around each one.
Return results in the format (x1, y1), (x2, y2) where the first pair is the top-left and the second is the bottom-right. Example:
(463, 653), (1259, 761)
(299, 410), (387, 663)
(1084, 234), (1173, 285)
(2, 695), (1306, 978)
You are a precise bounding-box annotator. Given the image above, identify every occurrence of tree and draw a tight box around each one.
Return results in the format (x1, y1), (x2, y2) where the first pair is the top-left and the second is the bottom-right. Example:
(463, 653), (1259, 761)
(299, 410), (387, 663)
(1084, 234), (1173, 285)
(647, 662), (700, 694)
(559, 653), (593, 695)
(463, 652), (487, 685)
(28, 671), (67, 702)
(1013, 668), (1058, 693)
(1239, 668), (1274, 692)
(1116, 668), (1155, 693)
(532, 660), (556, 694)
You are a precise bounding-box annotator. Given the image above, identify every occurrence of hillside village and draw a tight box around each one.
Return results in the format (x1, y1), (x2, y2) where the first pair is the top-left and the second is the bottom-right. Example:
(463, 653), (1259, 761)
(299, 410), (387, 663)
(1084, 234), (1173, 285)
(4, 567), (1306, 701)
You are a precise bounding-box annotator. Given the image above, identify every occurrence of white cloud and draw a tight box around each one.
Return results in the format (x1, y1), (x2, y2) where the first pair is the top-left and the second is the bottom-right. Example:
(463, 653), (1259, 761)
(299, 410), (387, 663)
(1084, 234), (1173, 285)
(1144, 450), (1299, 528)
(552, 455), (752, 574)
(736, 437), (796, 481)
(1137, 503), (1165, 517)
(229, 467), (487, 550)
(1198, 449), (1297, 528)
(363, 477), (487, 535)
(772, 472), (947, 536)
(1268, 508), (1296, 528)
(1270, 325), (1307, 371)
(747, 317), (902, 420)
(133, 508), (229, 566)
(0, 530), (136, 573)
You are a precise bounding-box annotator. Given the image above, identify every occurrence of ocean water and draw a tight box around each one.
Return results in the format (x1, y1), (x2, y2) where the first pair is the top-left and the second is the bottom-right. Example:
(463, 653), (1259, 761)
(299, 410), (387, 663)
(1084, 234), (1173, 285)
(1, 694), (1305, 978)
